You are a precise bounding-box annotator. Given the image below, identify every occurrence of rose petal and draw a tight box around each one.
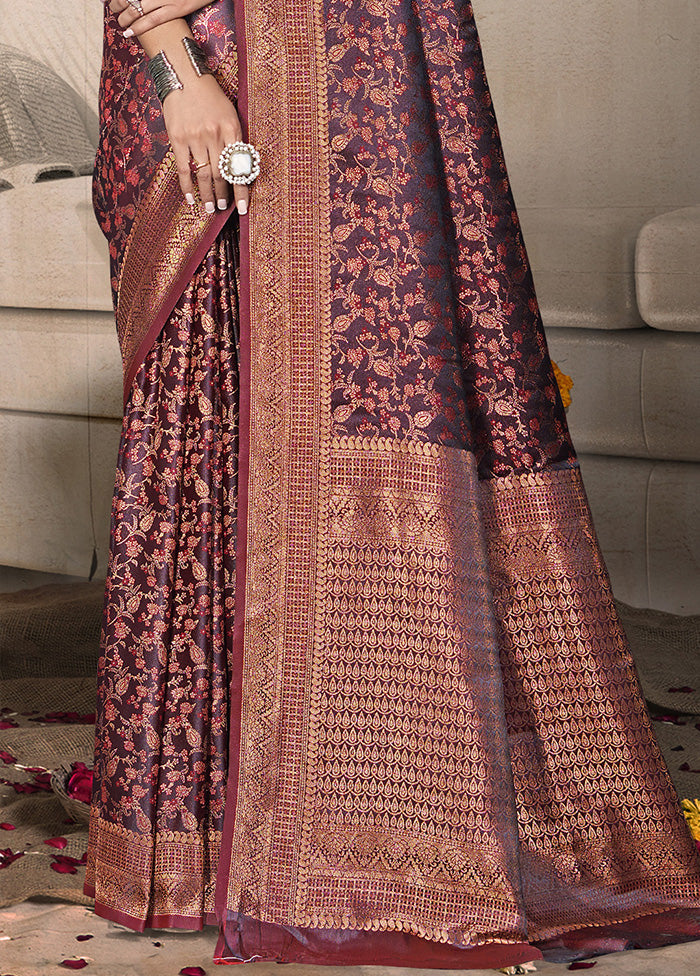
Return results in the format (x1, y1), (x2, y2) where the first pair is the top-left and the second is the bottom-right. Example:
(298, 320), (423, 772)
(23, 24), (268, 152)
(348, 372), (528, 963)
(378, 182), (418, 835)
(152, 941), (162, 947)
(568, 964), (597, 971)
(672, 746), (685, 752)
(0, 720), (19, 730)
(60, 961), (88, 970)
(0, 849), (25, 868)
(180, 968), (207, 976)
(50, 861), (78, 874)
(76, 935), (94, 942)
(0, 823), (16, 831)
(44, 837), (68, 849)
(0, 750), (16, 764)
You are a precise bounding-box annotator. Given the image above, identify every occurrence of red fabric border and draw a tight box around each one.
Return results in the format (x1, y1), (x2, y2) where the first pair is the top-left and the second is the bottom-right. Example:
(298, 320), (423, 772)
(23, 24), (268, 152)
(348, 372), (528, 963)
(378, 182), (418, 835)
(214, 0), (251, 926)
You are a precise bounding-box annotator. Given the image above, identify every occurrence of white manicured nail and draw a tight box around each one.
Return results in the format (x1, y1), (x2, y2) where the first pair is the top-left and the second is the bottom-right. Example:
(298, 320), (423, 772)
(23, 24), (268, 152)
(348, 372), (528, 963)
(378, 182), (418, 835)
(217, 198), (228, 211)
(123, 28), (134, 38)
(205, 201), (215, 214)
(185, 193), (195, 206)
(237, 199), (248, 215)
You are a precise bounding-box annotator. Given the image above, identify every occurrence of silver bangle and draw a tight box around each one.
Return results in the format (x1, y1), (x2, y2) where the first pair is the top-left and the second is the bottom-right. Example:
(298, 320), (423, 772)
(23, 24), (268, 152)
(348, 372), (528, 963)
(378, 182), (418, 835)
(182, 37), (212, 78)
(148, 51), (183, 104)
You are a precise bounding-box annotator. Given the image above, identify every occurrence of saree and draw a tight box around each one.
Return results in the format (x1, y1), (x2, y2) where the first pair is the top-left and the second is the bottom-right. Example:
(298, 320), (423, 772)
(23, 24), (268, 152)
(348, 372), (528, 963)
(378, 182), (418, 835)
(85, 0), (700, 967)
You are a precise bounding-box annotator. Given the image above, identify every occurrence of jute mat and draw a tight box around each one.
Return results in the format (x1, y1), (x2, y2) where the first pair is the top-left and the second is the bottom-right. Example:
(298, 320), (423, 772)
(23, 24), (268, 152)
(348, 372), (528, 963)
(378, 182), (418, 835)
(1, 583), (699, 910)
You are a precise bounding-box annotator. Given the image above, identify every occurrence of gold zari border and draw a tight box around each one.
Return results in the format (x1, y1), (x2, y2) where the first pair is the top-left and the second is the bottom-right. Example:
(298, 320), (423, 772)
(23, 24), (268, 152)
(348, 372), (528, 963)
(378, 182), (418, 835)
(86, 810), (221, 923)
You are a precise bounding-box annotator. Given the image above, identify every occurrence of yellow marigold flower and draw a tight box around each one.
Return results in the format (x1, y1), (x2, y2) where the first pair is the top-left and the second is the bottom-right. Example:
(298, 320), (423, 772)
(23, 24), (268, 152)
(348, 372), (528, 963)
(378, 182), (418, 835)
(552, 361), (573, 411)
(681, 799), (700, 841)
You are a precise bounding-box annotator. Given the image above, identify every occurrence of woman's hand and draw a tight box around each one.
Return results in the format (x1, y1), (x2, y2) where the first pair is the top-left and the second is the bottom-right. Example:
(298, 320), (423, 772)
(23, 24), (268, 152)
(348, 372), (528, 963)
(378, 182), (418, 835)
(107, 0), (214, 38)
(164, 74), (250, 215)
(104, 6), (249, 215)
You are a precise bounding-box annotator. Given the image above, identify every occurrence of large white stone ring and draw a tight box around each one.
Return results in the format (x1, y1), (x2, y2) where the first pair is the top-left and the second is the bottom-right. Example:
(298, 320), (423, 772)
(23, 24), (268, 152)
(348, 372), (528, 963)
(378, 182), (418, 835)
(218, 142), (261, 186)
(125, 0), (145, 15)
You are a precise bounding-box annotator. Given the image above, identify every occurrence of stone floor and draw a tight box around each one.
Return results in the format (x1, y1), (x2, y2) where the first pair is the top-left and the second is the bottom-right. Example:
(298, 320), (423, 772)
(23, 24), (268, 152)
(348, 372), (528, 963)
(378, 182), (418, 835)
(2, 902), (700, 976)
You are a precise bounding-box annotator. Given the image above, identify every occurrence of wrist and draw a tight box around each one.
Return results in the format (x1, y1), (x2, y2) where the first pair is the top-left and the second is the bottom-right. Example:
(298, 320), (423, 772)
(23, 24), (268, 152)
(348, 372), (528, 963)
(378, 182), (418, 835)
(148, 37), (213, 104)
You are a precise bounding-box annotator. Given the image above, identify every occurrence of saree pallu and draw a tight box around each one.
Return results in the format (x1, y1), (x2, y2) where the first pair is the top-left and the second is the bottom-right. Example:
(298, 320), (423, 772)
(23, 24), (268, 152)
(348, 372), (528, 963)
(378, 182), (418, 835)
(86, 0), (700, 966)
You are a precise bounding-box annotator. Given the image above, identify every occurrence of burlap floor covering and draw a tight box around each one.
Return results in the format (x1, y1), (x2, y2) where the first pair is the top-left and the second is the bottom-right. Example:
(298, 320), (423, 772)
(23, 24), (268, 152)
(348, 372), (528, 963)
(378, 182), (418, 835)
(1, 583), (699, 910)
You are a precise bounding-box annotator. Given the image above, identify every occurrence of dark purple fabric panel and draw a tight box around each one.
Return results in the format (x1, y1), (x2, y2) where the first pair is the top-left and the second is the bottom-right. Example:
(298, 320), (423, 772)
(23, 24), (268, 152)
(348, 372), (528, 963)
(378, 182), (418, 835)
(325, 0), (575, 478)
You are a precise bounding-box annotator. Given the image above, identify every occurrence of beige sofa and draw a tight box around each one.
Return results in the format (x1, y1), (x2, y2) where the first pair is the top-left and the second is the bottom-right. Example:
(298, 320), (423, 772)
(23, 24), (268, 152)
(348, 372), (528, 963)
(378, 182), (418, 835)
(0, 1), (698, 614)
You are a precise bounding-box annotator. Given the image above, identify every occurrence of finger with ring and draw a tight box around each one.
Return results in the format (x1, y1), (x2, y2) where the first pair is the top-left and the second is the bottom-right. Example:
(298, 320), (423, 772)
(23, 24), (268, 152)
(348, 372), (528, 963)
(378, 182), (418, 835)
(124, 0), (144, 15)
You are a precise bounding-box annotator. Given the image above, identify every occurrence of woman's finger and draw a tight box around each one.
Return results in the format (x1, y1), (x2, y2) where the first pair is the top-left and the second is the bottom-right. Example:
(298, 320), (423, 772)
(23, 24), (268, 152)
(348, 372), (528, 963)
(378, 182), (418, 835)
(192, 147), (216, 213)
(121, 5), (171, 38)
(172, 140), (196, 207)
(209, 144), (230, 212)
(232, 183), (250, 217)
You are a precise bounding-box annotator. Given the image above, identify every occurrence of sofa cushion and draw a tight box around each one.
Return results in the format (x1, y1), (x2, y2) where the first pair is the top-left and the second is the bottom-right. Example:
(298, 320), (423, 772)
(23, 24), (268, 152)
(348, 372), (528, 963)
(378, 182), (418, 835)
(635, 206), (700, 332)
(546, 328), (700, 462)
(0, 177), (112, 312)
(0, 307), (120, 419)
(579, 454), (700, 616)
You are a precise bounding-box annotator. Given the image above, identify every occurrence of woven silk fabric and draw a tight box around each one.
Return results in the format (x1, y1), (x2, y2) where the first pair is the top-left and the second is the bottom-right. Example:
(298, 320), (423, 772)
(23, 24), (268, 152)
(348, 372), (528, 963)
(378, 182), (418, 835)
(86, 0), (700, 966)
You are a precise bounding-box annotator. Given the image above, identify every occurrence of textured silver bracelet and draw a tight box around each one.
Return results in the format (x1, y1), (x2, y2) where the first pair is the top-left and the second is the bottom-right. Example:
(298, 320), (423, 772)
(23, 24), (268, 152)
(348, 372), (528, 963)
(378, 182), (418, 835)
(148, 51), (183, 104)
(182, 37), (212, 78)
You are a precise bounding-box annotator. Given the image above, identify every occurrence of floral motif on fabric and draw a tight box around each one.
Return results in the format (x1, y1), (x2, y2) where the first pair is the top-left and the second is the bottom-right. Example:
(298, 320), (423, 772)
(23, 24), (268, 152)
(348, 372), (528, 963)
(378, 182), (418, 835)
(324, 0), (575, 478)
(91, 229), (239, 865)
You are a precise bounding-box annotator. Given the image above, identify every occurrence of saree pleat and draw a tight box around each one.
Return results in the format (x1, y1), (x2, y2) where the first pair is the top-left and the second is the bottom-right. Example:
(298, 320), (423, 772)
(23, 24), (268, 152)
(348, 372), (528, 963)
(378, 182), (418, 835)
(85, 228), (239, 928)
(87, 0), (700, 966)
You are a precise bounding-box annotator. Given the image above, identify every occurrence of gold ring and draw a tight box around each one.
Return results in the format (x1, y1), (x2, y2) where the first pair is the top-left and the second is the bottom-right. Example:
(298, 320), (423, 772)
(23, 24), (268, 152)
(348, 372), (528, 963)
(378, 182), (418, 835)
(193, 159), (210, 171)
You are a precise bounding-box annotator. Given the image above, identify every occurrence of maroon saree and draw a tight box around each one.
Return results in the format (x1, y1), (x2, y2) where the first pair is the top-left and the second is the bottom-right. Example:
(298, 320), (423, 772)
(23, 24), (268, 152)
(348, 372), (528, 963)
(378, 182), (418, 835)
(86, 0), (700, 967)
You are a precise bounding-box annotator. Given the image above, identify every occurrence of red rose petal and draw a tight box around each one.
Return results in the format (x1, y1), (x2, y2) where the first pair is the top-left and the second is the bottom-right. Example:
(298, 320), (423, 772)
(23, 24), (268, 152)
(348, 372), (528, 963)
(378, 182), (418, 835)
(180, 968), (207, 976)
(50, 861), (78, 874)
(0, 823), (16, 830)
(680, 763), (691, 771)
(0, 750), (16, 764)
(672, 745), (685, 752)
(568, 964), (597, 971)
(76, 935), (94, 942)
(0, 848), (25, 868)
(44, 837), (68, 849)
(60, 961), (88, 970)
(0, 720), (19, 729)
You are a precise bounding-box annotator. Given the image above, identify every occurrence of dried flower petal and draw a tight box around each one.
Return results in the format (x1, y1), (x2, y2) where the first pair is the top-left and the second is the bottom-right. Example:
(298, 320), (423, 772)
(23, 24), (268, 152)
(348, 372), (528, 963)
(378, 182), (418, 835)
(668, 687), (695, 694)
(0, 823), (17, 831)
(672, 746), (685, 752)
(44, 837), (68, 850)
(0, 848), (25, 868)
(568, 964), (597, 971)
(0, 750), (16, 764)
(0, 720), (19, 730)
(76, 935), (94, 942)
(60, 961), (88, 970)
(180, 968), (207, 976)
(50, 861), (78, 875)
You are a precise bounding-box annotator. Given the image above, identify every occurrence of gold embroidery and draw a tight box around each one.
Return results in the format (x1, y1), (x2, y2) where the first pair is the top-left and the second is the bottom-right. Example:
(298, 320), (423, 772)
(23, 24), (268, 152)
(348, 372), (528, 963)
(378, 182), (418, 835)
(86, 812), (222, 923)
(480, 467), (700, 939)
